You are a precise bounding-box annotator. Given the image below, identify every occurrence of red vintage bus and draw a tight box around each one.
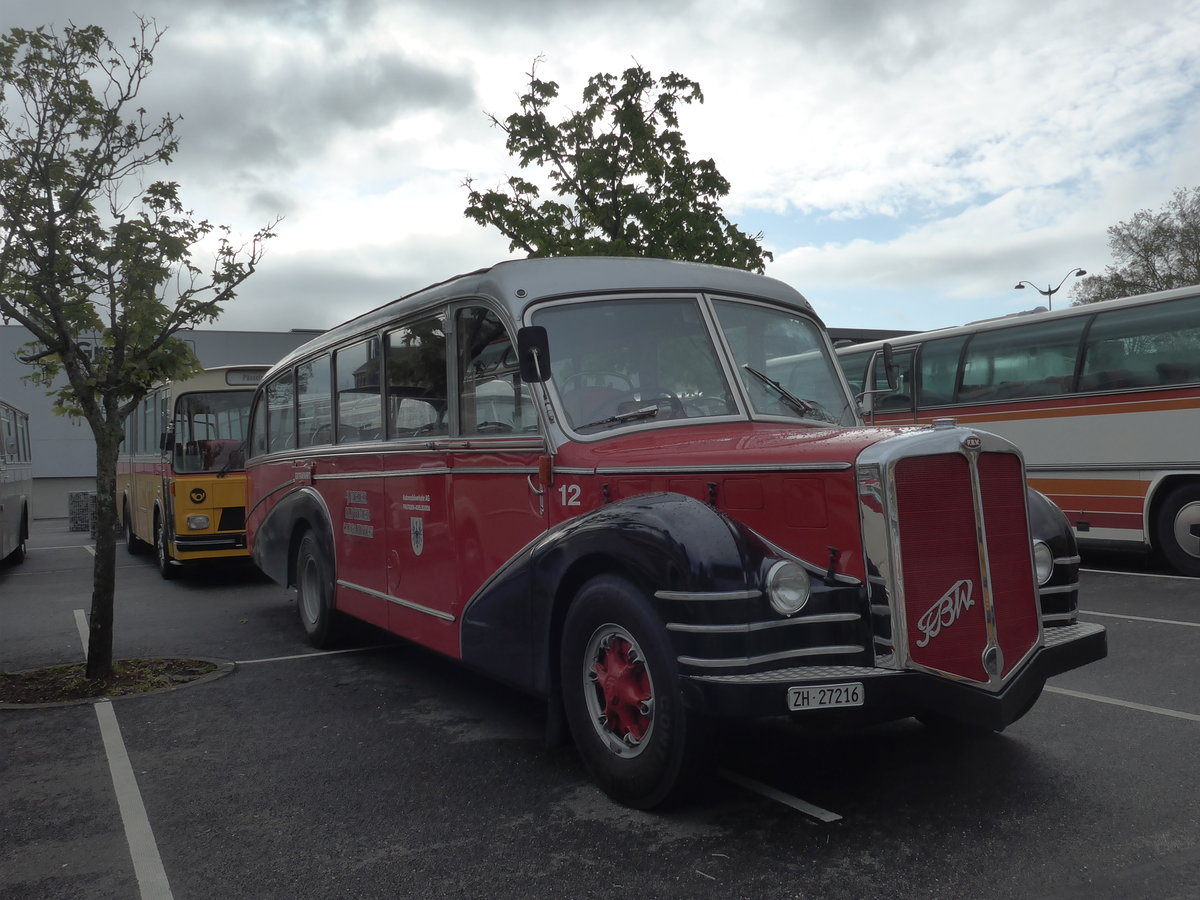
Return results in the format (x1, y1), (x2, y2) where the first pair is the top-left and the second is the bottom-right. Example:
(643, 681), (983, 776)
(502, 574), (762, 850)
(245, 257), (1106, 808)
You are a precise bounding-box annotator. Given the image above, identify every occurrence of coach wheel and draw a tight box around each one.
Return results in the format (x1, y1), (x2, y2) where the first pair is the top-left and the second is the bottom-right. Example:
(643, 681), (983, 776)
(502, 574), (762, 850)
(559, 574), (706, 809)
(1154, 483), (1200, 577)
(4, 517), (25, 566)
(296, 530), (338, 648)
(155, 515), (178, 581)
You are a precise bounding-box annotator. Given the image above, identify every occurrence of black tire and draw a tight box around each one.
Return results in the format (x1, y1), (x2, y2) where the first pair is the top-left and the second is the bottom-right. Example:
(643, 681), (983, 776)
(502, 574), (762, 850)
(155, 514), (178, 580)
(295, 530), (338, 648)
(559, 574), (707, 809)
(1154, 483), (1200, 577)
(4, 538), (25, 566)
(124, 503), (144, 555)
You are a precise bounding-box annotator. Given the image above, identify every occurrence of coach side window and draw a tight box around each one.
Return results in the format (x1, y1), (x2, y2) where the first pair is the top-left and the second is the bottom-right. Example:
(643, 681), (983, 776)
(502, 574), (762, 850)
(1082, 296), (1200, 390)
(456, 306), (536, 435)
(386, 316), (447, 439)
(335, 339), (383, 442)
(296, 355), (332, 448)
(961, 318), (1086, 402)
(266, 371), (296, 452)
(917, 335), (966, 406)
(838, 350), (870, 397)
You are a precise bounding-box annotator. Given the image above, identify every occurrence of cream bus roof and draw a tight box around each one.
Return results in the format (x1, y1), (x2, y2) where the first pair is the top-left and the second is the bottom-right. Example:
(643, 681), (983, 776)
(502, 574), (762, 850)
(270, 256), (816, 375)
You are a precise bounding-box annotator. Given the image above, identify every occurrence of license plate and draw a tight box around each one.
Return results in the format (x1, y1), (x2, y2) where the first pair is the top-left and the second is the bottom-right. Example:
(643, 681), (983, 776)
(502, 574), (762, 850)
(787, 682), (865, 711)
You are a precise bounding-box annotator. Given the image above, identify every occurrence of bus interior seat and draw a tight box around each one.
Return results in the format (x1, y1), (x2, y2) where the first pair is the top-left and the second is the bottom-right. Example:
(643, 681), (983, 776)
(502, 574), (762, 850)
(1156, 362), (1197, 384)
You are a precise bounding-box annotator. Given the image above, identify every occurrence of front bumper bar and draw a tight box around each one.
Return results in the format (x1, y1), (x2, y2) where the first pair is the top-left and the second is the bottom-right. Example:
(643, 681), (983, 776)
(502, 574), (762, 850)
(680, 621), (1107, 731)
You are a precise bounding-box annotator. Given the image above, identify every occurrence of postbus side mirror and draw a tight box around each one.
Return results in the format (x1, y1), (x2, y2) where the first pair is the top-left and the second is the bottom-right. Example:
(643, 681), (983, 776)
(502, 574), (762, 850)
(517, 326), (551, 384)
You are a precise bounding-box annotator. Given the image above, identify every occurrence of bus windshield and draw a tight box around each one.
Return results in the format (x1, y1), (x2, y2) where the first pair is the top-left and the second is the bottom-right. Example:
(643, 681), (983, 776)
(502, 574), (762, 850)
(173, 391), (254, 473)
(532, 296), (852, 433)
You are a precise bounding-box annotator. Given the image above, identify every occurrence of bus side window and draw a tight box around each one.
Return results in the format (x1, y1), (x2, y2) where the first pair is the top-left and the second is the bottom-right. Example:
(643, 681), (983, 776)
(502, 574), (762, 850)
(917, 335), (966, 406)
(873, 348), (915, 412)
(386, 316), (448, 439)
(1083, 295), (1200, 390)
(296, 355), (332, 448)
(249, 395), (268, 458)
(335, 338), (383, 442)
(266, 372), (296, 452)
(456, 307), (534, 435)
(838, 350), (870, 397)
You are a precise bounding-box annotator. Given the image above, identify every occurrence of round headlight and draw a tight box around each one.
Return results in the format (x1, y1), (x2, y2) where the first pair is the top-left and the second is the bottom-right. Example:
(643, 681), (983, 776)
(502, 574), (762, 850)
(766, 560), (811, 616)
(1032, 540), (1054, 585)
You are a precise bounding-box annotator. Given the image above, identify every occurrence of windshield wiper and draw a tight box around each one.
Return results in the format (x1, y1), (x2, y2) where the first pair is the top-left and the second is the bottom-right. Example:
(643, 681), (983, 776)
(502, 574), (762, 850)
(578, 405), (660, 431)
(741, 365), (821, 418)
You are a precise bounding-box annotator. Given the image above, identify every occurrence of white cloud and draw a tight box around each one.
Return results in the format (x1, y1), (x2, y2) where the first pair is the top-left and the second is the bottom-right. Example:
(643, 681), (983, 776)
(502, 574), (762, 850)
(5, 0), (1200, 337)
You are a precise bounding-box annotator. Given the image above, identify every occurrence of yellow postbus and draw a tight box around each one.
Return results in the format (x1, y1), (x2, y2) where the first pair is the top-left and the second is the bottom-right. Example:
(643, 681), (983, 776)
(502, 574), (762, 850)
(118, 365), (268, 578)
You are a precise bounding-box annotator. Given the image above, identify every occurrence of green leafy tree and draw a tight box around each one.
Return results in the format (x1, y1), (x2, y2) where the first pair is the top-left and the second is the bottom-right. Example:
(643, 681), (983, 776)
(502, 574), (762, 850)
(1072, 186), (1200, 304)
(0, 20), (276, 679)
(465, 61), (771, 273)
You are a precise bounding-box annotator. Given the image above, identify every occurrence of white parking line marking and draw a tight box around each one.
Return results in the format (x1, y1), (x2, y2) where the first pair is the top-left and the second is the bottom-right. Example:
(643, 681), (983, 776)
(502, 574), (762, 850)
(1080, 610), (1200, 628)
(1045, 686), (1200, 723)
(95, 702), (175, 899)
(32, 543), (98, 552)
(74, 609), (174, 899)
(74, 609), (89, 657)
(719, 769), (842, 822)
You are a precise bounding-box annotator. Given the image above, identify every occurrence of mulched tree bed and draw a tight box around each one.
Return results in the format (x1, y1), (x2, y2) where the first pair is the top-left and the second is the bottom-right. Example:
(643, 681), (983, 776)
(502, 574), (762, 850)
(0, 658), (220, 705)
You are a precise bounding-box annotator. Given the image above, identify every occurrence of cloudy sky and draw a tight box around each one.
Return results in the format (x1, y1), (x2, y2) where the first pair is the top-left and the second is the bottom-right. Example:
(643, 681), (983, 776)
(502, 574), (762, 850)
(6, 0), (1199, 335)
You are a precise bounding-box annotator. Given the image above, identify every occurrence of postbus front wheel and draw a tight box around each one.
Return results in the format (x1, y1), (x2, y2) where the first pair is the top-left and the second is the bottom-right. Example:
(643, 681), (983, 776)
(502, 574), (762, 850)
(155, 515), (178, 581)
(1154, 483), (1200, 577)
(559, 574), (707, 809)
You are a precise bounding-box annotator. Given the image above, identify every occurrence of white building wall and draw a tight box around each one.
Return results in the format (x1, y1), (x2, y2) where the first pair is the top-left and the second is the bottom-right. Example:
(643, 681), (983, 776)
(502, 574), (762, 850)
(0, 326), (321, 517)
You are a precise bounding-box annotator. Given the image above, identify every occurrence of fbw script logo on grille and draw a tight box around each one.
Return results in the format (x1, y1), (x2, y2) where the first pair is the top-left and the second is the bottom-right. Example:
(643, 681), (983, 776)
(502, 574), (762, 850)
(916, 579), (974, 647)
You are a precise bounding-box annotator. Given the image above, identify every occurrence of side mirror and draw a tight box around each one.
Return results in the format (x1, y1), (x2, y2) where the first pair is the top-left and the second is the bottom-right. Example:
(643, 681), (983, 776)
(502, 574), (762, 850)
(517, 326), (551, 383)
(159, 431), (171, 452)
(881, 342), (899, 392)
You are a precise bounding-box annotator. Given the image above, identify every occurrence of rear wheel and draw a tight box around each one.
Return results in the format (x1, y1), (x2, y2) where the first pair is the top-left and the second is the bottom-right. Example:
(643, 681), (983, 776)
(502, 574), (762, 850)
(559, 574), (707, 809)
(155, 514), (178, 580)
(296, 530), (338, 648)
(1154, 483), (1200, 577)
(124, 503), (144, 555)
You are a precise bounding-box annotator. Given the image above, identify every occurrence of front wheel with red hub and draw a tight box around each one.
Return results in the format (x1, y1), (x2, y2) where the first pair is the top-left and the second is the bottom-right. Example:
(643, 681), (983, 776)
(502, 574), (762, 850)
(560, 574), (706, 809)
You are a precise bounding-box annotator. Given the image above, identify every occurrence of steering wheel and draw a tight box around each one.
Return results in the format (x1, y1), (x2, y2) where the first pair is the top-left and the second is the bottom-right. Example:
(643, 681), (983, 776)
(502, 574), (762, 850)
(560, 371), (635, 392)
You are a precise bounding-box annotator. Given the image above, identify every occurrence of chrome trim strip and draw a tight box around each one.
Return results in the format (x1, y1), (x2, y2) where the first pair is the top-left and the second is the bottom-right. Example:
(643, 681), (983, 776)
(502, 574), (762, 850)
(596, 462), (852, 475)
(314, 467), (452, 481)
(1041, 612), (1078, 623)
(667, 613), (861, 633)
(688, 664), (901, 684)
(1055, 555), (1082, 565)
(654, 589), (762, 601)
(313, 465), (539, 482)
(678, 644), (864, 668)
(337, 579), (456, 622)
(1038, 582), (1080, 595)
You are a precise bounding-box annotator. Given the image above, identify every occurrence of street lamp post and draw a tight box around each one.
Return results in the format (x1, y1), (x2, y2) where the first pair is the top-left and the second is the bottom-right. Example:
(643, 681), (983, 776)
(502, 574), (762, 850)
(1014, 267), (1087, 311)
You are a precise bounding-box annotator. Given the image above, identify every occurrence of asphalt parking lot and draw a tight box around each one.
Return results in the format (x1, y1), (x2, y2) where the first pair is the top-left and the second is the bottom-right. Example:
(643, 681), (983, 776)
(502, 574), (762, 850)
(2, 519), (1198, 900)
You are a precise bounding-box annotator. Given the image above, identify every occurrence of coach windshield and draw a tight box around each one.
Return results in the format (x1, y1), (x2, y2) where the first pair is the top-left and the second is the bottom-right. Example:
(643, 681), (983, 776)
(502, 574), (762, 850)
(531, 294), (852, 434)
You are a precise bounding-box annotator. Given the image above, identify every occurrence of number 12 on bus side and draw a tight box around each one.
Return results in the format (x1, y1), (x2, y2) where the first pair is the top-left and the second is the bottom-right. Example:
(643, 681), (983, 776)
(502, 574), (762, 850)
(788, 682), (865, 711)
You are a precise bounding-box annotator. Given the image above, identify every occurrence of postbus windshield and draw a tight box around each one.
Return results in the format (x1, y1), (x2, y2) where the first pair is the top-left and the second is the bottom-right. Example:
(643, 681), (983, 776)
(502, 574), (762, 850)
(172, 391), (254, 473)
(532, 296), (853, 433)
